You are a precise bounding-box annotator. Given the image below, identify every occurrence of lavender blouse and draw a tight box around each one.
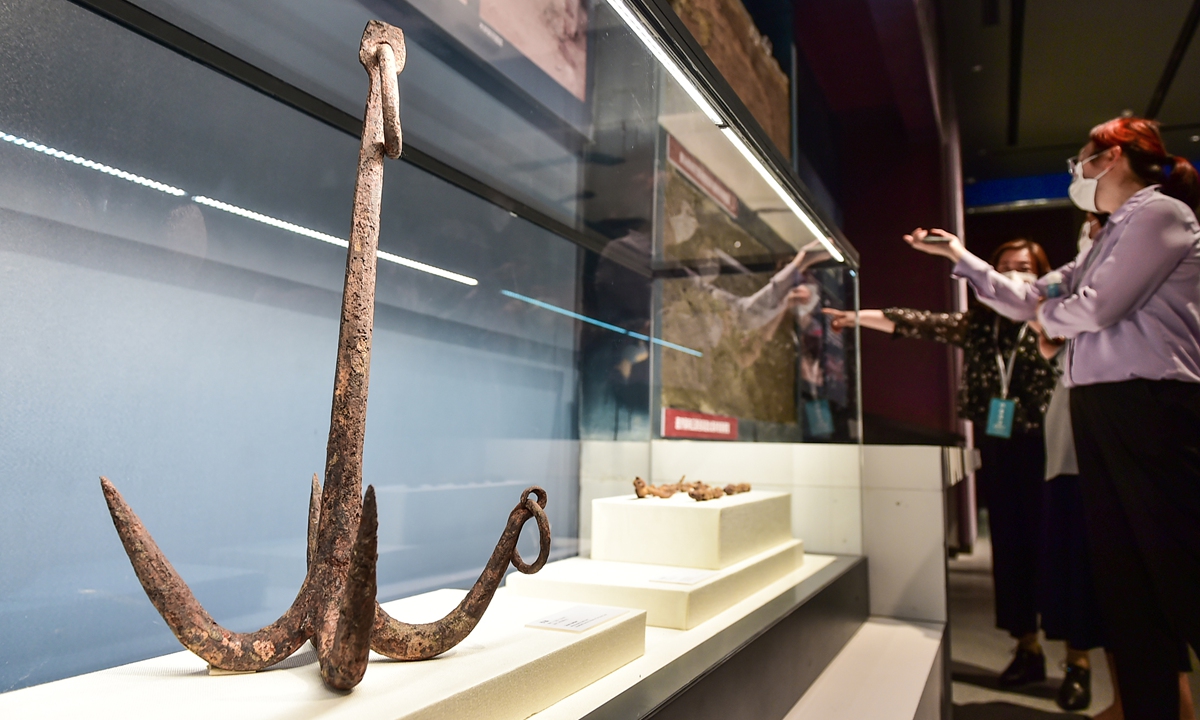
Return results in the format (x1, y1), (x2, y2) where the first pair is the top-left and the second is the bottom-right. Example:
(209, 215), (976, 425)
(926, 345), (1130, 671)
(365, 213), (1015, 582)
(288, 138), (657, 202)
(952, 186), (1200, 387)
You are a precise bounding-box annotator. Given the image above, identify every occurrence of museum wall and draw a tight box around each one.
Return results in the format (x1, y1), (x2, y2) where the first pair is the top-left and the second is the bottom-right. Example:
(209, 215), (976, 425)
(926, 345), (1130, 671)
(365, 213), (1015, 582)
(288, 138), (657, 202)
(794, 0), (961, 439)
(964, 205), (1083, 270)
(842, 109), (957, 438)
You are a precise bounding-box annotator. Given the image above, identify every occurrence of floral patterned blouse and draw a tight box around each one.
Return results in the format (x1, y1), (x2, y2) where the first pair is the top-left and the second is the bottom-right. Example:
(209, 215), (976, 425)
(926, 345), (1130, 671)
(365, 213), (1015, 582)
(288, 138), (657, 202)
(883, 306), (1058, 433)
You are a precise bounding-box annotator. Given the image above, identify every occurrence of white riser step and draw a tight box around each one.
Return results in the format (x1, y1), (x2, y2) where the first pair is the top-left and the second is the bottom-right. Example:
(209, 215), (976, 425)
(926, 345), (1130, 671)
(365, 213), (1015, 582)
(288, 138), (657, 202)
(785, 618), (945, 720)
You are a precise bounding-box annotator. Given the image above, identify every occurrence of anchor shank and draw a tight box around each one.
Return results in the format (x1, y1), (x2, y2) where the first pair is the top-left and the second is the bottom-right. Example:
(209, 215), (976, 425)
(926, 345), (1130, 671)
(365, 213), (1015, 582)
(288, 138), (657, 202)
(319, 68), (382, 542)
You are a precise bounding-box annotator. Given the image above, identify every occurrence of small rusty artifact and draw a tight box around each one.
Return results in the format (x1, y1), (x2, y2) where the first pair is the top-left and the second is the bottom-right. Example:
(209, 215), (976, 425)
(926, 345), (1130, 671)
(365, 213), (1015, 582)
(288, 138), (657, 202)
(688, 483), (725, 501)
(100, 20), (550, 691)
(634, 476), (674, 498)
(633, 476), (741, 501)
(633, 475), (698, 498)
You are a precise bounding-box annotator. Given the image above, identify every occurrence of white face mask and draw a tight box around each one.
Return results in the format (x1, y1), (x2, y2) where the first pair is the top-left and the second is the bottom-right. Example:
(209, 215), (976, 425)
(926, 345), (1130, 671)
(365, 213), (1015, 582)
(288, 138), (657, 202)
(1002, 270), (1038, 285)
(791, 283), (820, 317)
(1068, 152), (1114, 213)
(668, 202), (698, 244)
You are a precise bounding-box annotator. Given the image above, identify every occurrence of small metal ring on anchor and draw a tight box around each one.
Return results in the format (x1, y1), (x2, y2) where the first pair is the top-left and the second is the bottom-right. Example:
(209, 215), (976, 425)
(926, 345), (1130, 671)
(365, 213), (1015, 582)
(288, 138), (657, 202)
(511, 491), (551, 574)
(375, 42), (402, 159)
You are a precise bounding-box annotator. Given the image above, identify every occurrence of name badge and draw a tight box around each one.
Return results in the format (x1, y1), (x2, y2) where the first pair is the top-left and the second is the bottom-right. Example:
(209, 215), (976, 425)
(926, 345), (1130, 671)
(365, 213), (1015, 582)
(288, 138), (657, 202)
(986, 397), (1015, 438)
(805, 399), (835, 438)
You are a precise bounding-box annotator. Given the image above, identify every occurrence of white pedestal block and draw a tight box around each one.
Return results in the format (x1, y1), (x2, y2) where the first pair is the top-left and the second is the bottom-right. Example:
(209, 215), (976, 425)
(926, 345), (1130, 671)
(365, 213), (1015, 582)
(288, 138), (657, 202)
(508, 539), (804, 629)
(0, 588), (646, 720)
(591, 490), (792, 569)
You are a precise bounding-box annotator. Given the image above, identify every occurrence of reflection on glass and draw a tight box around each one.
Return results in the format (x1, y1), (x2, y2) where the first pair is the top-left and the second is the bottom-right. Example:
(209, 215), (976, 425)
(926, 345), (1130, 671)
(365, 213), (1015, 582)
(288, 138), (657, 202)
(652, 129), (857, 443)
(0, 0), (859, 694)
(477, 0), (589, 102)
(0, 0), (581, 691)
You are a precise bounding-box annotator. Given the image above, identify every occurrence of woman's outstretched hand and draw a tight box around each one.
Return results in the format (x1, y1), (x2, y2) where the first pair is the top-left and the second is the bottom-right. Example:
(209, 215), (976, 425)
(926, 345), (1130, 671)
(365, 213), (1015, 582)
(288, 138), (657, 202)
(903, 228), (966, 263)
(822, 308), (897, 334)
(823, 308), (856, 330)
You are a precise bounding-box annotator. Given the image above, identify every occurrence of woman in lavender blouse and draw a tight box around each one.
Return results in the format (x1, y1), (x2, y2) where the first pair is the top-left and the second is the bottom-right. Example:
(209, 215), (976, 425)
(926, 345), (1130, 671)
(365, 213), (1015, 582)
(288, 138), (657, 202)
(905, 117), (1200, 720)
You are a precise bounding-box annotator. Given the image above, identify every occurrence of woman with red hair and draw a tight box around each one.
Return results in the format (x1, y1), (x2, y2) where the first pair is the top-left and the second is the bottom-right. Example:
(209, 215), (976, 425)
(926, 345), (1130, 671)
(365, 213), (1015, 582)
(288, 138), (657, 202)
(907, 116), (1200, 720)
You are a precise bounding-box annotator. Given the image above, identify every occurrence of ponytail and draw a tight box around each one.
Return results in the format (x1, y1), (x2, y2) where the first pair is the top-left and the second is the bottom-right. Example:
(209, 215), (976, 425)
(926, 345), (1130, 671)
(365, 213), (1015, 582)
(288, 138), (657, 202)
(1163, 155), (1200, 209)
(1089, 117), (1200, 209)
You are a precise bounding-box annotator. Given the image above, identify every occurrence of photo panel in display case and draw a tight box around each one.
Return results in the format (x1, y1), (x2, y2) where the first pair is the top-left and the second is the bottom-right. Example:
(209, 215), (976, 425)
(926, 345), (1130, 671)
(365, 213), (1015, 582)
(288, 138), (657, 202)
(650, 128), (859, 444)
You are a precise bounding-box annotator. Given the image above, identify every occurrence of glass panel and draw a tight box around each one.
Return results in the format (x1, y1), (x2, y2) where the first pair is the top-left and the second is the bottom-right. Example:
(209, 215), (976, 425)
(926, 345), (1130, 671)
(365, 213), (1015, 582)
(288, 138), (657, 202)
(128, 0), (591, 228)
(122, 1), (836, 248)
(110, 0), (858, 440)
(0, 0), (858, 693)
(651, 66), (853, 442)
(656, 264), (860, 443)
(0, 0), (581, 691)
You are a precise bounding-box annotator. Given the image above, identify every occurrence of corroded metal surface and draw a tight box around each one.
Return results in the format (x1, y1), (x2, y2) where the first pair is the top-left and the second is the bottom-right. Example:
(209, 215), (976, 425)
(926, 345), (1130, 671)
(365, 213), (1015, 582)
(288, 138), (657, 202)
(100, 477), (312, 670)
(370, 487), (551, 659)
(99, 19), (550, 692)
(633, 475), (746, 502)
(634, 476), (672, 498)
(324, 486), (379, 690)
(633, 475), (699, 499)
(688, 483), (725, 501)
(636, 475), (751, 501)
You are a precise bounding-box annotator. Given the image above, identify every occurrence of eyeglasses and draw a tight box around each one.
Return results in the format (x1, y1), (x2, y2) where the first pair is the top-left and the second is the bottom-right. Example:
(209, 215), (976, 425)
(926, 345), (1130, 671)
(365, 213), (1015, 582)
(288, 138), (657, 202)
(1067, 148), (1110, 175)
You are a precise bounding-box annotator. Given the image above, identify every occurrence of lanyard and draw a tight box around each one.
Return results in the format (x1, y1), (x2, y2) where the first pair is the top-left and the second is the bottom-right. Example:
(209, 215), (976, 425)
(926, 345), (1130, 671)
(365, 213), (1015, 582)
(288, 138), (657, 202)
(994, 318), (1028, 400)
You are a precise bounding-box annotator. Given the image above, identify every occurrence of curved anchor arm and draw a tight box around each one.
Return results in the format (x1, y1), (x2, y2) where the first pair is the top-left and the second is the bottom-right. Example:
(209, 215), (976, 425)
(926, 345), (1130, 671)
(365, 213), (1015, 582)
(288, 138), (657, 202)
(370, 486), (551, 660)
(100, 477), (312, 670)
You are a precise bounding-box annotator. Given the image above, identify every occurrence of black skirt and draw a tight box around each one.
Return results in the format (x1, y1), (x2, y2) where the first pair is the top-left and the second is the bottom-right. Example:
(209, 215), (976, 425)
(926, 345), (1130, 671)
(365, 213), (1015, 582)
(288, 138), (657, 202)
(1071, 380), (1200, 718)
(1038, 473), (1104, 650)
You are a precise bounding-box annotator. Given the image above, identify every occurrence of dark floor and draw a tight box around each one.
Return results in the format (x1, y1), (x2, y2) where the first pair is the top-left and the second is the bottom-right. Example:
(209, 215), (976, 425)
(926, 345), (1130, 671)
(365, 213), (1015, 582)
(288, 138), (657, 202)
(948, 527), (1200, 719)
(949, 532), (1107, 718)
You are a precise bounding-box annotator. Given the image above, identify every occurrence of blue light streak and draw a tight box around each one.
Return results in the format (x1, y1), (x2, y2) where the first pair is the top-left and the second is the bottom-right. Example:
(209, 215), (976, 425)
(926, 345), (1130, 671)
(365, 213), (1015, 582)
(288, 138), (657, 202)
(500, 290), (704, 357)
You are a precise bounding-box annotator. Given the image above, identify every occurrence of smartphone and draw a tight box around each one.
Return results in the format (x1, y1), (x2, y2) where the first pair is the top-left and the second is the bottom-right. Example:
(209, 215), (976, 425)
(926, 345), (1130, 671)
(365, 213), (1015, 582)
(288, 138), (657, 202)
(920, 236), (951, 244)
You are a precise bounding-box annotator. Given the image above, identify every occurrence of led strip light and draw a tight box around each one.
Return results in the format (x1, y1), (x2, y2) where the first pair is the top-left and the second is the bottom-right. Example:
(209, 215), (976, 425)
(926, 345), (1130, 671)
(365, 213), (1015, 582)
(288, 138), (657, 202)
(1, 131), (187, 196)
(605, 0), (845, 264)
(1, 130), (479, 286)
(190, 196), (478, 286)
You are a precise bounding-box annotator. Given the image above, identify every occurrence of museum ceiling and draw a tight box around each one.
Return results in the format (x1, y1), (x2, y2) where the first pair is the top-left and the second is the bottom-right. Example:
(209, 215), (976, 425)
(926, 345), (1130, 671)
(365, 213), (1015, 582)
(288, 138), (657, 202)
(943, 0), (1200, 184)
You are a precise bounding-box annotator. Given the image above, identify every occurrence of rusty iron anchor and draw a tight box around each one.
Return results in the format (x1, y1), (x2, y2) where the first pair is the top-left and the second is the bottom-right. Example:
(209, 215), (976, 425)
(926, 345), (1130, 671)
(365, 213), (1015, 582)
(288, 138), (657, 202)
(99, 19), (551, 691)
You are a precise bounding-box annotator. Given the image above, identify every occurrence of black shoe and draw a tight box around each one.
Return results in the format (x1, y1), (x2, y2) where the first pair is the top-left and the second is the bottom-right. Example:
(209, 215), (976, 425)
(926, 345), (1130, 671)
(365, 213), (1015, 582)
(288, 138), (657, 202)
(999, 647), (1047, 687)
(1056, 664), (1092, 711)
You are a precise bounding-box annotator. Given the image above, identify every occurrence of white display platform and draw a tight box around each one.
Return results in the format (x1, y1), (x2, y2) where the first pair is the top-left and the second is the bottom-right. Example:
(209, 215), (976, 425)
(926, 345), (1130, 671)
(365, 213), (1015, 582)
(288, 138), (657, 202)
(527, 553), (841, 720)
(507, 539), (804, 629)
(0, 588), (646, 720)
(591, 490), (792, 569)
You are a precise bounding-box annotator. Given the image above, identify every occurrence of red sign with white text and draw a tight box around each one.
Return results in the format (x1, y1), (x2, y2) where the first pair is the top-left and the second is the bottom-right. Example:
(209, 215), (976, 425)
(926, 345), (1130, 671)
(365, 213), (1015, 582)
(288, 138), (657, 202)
(662, 408), (739, 441)
(667, 135), (739, 218)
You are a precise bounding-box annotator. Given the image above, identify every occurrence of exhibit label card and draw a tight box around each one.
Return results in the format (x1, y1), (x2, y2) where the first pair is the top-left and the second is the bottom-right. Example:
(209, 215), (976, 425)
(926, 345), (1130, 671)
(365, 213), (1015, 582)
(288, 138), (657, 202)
(649, 569), (716, 585)
(527, 605), (628, 633)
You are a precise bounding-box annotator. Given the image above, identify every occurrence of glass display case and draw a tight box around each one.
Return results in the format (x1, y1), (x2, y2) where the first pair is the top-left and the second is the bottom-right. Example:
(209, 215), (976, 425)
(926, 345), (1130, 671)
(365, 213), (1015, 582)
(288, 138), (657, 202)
(0, 0), (859, 693)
